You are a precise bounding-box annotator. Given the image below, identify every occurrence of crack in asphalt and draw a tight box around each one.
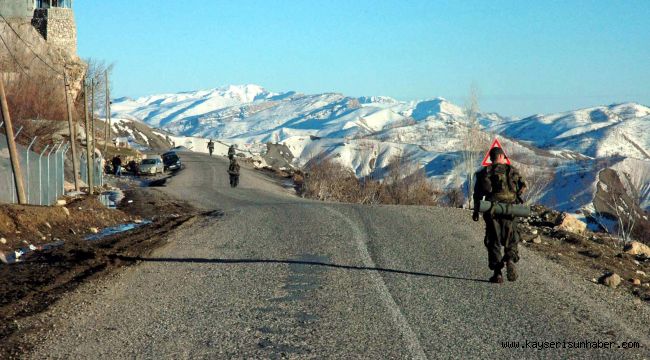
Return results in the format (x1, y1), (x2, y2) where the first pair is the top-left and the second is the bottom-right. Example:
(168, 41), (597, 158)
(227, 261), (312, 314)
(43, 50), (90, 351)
(324, 206), (428, 360)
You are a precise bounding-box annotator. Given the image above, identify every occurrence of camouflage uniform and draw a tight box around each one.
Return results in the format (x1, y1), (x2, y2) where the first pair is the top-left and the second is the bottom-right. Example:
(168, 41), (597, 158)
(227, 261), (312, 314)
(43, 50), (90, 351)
(473, 163), (527, 274)
(228, 159), (240, 188)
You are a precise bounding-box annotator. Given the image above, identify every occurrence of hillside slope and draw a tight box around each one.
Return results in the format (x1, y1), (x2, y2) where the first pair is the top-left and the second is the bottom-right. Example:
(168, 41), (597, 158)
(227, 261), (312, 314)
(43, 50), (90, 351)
(111, 85), (650, 214)
(493, 103), (650, 159)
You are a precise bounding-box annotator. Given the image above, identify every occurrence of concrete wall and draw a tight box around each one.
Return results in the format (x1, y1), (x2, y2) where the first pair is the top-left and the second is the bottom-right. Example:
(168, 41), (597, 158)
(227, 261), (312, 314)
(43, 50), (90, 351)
(0, 0), (33, 19)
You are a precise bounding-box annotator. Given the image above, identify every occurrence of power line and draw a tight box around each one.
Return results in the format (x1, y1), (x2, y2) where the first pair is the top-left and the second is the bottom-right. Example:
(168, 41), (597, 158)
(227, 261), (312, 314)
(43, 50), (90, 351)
(0, 12), (63, 76)
(0, 31), (31, 78)
(0, 12), (62, 75)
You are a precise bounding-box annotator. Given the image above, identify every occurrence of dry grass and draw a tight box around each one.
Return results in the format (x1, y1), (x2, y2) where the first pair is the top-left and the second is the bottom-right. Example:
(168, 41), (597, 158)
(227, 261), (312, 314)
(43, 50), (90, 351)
(302, 156), (360, 202)
(440, 187), (465, 208)
(0, 21), (88, 147)
(302, 155), (442, 206)
(4, 72), (69, 145)
(5, 73), (66, 122)
(379, 155), (440, 205)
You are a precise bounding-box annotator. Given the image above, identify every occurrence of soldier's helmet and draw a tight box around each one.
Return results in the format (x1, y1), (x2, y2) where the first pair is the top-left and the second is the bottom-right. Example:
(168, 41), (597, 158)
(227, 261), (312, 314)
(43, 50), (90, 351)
(489, 147), (506, 161)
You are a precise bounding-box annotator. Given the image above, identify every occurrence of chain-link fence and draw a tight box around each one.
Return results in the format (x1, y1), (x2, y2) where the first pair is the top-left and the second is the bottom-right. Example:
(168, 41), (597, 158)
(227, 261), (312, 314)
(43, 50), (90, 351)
(80, 152), (104, 189)
(0, 126), (80, 205)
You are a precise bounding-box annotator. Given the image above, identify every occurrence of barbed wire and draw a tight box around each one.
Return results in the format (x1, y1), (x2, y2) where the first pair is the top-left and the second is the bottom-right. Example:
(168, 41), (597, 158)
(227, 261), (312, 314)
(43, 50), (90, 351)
(0, 12), (64, 76)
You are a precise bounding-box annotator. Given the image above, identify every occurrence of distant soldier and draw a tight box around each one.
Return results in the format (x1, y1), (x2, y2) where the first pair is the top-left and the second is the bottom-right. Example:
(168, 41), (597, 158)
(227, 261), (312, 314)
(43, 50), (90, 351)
(207, 139), (215, 156)
(126, 159), (138, 174)
(228, 145), (236, 160)
(228, 158), (241, 188)
(293, 170), (306, 196)
(473, 147), (527, 283)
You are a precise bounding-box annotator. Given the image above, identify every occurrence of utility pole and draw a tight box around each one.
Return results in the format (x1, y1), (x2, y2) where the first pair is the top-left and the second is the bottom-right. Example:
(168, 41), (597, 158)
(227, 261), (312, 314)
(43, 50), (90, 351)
(104, 70), (111, 154)
(63, 69), (80, 191)
(0, 74), (27, 204)
(83, 81), (94, 195)
(91, 79), (95, 153)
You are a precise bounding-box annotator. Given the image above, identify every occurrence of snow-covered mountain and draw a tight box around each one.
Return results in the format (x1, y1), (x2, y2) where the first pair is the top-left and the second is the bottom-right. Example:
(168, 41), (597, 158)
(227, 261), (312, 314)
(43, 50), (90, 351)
(112, 84), (278, 128)
(492, 103), (650, 160)
(112, 85), (508, 143)
(110, 84), (650, 213)
(108, 118), (174, 151)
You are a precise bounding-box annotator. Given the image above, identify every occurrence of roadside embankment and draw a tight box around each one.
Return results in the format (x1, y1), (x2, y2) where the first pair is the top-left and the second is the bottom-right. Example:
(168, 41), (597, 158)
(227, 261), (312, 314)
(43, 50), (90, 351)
(0, 185), (200, 358)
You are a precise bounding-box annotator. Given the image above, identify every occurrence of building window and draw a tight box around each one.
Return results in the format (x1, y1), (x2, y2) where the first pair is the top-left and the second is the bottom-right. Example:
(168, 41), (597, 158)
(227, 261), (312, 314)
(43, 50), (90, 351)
(35, 0), (72, 9)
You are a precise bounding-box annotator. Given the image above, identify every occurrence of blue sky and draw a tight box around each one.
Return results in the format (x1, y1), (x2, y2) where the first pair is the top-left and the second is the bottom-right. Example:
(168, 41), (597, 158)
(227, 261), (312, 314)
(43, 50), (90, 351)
(76, 0), (650, 117)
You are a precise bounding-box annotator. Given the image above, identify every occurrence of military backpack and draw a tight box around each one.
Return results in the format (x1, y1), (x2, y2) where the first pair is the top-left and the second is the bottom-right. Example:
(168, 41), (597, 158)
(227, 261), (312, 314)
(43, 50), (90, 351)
(487, 164), (517, 203)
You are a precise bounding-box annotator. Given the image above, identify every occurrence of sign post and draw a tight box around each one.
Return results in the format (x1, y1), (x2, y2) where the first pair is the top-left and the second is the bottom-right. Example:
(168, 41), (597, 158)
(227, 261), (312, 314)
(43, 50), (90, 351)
(0, 74), (27, 204)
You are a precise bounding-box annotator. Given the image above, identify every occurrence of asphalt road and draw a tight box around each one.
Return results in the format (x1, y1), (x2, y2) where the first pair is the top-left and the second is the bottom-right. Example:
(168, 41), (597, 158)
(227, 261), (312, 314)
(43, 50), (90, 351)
(32, 153), (650, 359)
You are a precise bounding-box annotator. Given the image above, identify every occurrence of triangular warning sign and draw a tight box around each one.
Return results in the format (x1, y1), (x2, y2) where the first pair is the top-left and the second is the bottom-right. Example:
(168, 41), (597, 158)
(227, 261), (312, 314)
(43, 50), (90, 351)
(481, 138), (511, 166)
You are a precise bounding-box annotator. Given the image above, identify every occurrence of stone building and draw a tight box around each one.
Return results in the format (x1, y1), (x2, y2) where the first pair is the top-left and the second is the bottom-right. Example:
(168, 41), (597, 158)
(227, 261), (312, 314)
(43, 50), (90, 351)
(1, 0), (84, 98)
(1, 0), (77, 55)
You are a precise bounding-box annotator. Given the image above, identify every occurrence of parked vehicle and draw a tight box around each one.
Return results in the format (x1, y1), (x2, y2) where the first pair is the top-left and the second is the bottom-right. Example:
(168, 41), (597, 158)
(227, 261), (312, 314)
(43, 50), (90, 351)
(139, 156), (164, 175)
(162, 151), (182, 171)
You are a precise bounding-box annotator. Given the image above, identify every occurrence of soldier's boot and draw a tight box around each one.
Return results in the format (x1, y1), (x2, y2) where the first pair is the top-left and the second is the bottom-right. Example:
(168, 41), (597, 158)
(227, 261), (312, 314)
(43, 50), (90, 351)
(506, 260), (518, 282)
(489, 270), (503, 284)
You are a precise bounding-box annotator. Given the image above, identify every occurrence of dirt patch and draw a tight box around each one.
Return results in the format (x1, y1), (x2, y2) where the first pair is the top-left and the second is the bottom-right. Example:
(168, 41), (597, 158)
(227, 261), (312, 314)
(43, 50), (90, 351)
(118, 187), (191, 220)
(0, 188), (201, 358)
(520, 207), (650, 303)
(0, 196), (131, 254)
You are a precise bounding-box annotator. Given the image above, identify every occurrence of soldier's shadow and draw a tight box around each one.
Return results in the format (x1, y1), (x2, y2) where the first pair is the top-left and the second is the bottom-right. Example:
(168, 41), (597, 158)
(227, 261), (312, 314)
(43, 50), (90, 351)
(113, 255), (491, 283)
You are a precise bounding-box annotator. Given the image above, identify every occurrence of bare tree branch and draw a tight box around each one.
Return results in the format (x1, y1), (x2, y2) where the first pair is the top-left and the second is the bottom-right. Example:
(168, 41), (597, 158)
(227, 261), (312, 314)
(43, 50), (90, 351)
(518, 164), (554, 205)
(458, 85), (484, 209)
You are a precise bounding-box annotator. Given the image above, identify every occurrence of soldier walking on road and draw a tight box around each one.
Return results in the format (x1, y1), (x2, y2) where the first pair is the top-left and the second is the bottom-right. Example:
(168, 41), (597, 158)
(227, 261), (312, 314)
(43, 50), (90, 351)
(228, 158), (240, 188)
(207, 139), (215, 156)
(228, 145), (236, 160)
(473, 147), (527, 283)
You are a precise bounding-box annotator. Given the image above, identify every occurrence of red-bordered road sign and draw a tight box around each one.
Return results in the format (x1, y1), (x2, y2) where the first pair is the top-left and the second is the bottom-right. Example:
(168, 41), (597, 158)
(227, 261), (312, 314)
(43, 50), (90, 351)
(481, 138), (511, 166)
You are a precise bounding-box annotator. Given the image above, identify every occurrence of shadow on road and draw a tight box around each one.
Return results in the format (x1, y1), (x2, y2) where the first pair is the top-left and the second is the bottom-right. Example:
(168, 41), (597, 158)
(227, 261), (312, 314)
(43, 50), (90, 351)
(114, 255), (490, 283)
(146, 176), (170, 187)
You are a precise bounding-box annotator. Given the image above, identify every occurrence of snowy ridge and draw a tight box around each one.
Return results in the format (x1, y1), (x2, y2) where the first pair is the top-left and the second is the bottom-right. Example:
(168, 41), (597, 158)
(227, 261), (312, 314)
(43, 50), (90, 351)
(107, 117), (173, 150)
(493, 103), (650, 159)
(111, 84), (277, 128)
(112, 85), (504, 144)
(112, 85), (650, 213)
